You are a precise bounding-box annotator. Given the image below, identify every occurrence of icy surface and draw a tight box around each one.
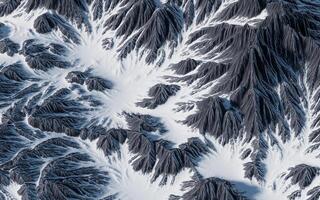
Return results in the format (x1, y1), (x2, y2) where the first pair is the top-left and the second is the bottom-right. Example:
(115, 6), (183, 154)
(0, 0), (320, 200)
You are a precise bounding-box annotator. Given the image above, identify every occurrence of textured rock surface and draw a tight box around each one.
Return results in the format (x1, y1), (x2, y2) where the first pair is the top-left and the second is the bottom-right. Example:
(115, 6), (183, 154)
(137, 84), (180, 109)
(0, 0), (320, 199)
(180, 177), (247, 200)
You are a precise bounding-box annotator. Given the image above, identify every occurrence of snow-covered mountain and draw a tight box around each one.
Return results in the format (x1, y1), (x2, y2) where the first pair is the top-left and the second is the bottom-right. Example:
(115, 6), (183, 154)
(0, 0), (320, 199)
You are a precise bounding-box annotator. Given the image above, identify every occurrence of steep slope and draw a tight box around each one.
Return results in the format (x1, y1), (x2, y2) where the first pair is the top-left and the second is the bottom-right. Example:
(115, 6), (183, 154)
(0, 0), (320, 200)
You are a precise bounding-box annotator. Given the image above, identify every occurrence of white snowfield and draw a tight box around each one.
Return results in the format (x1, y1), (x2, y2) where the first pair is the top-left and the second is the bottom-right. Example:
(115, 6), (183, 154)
(0, 0), (320, 200)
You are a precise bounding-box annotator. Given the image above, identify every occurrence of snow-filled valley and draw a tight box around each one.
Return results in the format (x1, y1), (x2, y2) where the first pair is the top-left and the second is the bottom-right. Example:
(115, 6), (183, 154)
(0, 0), (320, 200)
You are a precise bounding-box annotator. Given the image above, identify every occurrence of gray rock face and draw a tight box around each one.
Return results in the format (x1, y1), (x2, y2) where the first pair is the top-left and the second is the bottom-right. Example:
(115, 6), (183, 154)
(34, 13), (80, 43)
(22, 40), (71, 71)
(0, 38), (19, 56)
(195, 0), (222, 24)
(26, 0), (89, 27)
(137, 84), (180, 109)
(184, 97), (242, 145)
(285, 164), (320, 189)
(33, 13), (58, 34)
(28, 89), (87, 136)
(85, 76), (113, 91)
(125, 113), (167, 133)
(180, 177), (247, 200)
(171, 58), (200, 75)
(1, 63), (30, 82)
(65, 71), (87, 85)
(123, 113), (208, 184)
(177, 62), (228, 88)
(97, 128), (127, 155)
(118, 2), (183, 63)
(216, 0), (266, 21)
(307, 186), (320, 200)
(0, 0), (21, 17)
(37, 152), (109, 200)
(0, 0), (320, 199)
(152, 138), (208, 183)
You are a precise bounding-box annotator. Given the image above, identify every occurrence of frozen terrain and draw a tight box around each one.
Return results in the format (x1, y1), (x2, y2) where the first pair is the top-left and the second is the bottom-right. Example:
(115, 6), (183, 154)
(0, 0), (320, 199)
